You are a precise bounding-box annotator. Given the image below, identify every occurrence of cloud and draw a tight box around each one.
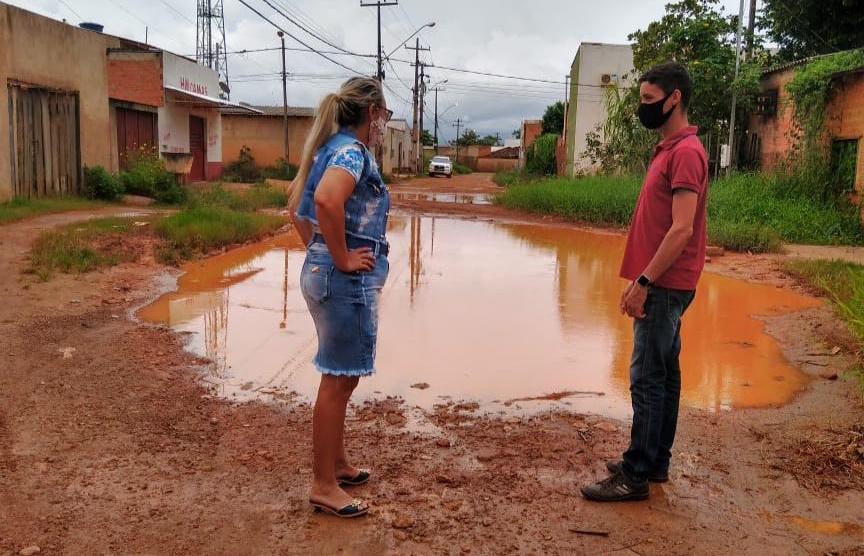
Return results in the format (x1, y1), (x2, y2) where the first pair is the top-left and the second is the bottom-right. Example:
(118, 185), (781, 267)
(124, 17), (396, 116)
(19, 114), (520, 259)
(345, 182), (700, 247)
(6, 0), (746, 141)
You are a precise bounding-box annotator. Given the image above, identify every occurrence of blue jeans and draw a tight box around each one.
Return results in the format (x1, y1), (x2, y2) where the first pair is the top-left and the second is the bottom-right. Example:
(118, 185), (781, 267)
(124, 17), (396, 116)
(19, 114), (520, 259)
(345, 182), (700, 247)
(622, 286), (696, 480)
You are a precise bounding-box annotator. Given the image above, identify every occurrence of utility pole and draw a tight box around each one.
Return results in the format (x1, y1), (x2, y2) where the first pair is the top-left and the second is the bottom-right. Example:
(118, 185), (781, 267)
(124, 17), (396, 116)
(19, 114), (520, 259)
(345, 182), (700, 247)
(434, 86), (440, 154)
(453, 118), (463, 163)
(417, 64), (427, 173)
(277, 31), (289, 164)
(745, 0), (757, 61)
(360, 0), (398, 80)
(406, 39), (430, 172)
(727, 0), (746, 174)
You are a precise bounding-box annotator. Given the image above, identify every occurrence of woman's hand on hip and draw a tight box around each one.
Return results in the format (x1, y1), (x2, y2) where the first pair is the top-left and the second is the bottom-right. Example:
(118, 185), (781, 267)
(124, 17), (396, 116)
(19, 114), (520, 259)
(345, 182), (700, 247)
(335, 247), (376, 272)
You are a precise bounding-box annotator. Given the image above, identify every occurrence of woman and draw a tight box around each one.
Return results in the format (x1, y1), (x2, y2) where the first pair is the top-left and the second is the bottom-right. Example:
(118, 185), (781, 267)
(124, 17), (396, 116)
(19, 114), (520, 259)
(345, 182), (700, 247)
(289, 77), (392, 518)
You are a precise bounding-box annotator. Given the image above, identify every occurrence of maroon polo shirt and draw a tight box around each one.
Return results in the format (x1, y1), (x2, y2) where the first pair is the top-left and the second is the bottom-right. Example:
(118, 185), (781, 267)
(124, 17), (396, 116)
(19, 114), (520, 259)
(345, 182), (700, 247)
(620, 125), (708, 290)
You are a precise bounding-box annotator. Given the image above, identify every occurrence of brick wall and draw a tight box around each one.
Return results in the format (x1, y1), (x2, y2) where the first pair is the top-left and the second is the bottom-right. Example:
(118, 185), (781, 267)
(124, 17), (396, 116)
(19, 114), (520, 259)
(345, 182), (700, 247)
(827, 70), (864, 194)
(748, 69), (797, 170)
(107, 52), (163, 107)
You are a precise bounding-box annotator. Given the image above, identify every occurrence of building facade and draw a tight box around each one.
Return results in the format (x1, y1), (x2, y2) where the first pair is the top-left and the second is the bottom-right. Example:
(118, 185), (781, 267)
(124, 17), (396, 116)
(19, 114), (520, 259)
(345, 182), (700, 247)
(221, 106), (315, 168)
(1, 3), (248, 199)
(747, 61), (864, 197)
(564, 43), (634, 176)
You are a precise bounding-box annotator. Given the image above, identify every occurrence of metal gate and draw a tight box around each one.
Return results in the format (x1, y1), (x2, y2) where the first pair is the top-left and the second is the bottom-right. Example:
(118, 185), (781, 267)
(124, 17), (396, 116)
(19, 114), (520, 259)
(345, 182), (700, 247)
(7, 82), (81, 198)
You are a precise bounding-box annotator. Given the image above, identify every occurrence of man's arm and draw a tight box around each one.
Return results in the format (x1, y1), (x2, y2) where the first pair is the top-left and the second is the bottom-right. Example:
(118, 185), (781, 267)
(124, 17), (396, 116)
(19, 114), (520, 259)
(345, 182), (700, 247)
(621, 189), (698, 318)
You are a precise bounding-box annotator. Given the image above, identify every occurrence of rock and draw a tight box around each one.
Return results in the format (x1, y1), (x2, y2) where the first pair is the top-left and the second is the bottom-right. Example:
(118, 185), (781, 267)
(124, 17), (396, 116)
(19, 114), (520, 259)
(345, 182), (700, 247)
(819, 371), (838, 380)
(385, 413), (407, 427)
(830, 346), (841, 355)
(410, 382), (430, 390)
(392, 514), (415, 529)
(436, 475), (455, 484)
(706, 246), (725, 257)
(435, 438), (451, 448)
(20, 547), (41, 556)
(594, 422), (618, 433)
(476, 449), (498, 463)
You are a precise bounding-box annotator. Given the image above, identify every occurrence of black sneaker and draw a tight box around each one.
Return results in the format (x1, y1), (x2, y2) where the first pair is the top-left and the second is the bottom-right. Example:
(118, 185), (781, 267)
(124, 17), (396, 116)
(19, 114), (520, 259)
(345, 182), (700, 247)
(580, 470), (649, 502)
(606, 460), (668, 483)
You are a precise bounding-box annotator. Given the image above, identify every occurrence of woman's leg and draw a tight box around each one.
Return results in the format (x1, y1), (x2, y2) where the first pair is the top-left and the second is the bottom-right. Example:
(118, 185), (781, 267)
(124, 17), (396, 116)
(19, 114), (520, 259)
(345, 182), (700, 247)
(309, 374), (364, 509)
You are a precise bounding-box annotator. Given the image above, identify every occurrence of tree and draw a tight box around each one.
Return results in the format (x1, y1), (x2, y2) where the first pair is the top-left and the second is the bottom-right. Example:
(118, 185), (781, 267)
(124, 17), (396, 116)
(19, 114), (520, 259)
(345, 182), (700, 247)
(456, 129), (479, 146)
(479, 134), (499, 146)
(760, 0), (864, 62)
(512, 128), (521, 139)
(421, 129), (434, 146)
(629, 0), (762, 139)
(541, 101), (565, 135)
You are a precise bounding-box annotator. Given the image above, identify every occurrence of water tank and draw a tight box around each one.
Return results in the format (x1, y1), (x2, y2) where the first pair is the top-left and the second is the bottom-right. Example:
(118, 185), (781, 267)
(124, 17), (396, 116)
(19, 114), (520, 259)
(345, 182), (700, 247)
(79, 22), (104, 33)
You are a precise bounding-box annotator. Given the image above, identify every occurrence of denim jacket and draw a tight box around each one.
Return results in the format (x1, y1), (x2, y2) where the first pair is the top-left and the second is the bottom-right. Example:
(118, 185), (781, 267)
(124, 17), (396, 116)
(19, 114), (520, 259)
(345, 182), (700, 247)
(295, 129), (390, 245)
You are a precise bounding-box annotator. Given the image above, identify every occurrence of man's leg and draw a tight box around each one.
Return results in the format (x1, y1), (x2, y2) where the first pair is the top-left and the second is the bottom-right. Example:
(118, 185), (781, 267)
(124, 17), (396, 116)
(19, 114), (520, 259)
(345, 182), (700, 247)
(655, 289), (695, 472)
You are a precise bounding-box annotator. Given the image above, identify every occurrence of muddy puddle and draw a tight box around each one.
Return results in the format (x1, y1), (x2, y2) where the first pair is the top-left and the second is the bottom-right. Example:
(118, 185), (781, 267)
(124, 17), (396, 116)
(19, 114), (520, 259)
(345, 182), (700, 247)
(139, 215), (821, 418)
(389, 191), (492, 205)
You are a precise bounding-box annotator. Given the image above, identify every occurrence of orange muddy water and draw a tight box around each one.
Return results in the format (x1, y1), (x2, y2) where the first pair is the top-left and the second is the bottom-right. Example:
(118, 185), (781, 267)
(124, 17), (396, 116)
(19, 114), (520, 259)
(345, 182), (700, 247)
(139, 216), (821, 418)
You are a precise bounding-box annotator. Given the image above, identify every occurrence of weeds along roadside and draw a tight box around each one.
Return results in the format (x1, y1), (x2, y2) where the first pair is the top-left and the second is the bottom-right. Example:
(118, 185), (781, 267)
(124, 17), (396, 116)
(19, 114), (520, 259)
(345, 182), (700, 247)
(25, 183), (289, 281)
(494, 171), (864, 254)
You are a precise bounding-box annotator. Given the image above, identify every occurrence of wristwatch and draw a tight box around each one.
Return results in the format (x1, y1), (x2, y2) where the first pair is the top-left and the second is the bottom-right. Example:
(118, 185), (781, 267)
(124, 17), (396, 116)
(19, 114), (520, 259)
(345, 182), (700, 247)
(636, 274), (653, 288)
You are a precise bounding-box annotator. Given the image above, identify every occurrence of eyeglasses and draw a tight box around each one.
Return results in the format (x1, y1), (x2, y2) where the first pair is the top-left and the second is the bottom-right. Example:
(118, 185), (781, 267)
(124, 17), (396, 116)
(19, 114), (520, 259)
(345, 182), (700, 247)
(378, 106), (394, 122)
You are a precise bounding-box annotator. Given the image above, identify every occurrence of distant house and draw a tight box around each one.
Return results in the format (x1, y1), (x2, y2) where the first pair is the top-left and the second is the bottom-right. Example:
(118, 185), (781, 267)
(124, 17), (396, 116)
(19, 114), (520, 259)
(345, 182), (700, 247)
(221, 105), (315, 168)
(477, 146), (519, 173)
(382, 118), (411, 175)
(747, 57), (864, 196)
(564, 43), (634, 176)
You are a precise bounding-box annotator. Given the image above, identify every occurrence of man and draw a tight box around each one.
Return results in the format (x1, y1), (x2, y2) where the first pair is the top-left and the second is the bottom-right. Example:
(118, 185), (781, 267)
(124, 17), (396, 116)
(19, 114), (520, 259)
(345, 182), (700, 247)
(581, 61), (708, 502)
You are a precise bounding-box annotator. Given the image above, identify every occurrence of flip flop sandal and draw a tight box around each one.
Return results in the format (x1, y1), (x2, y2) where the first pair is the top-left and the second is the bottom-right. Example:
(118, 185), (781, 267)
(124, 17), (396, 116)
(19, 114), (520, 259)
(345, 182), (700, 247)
(337, 469), (371, 486)
(309, 498), (369, 518)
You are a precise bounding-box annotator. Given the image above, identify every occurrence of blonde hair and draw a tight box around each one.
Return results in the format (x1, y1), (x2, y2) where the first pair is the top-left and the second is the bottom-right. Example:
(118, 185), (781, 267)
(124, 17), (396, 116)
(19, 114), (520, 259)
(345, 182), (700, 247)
(288, 77), (385, 210)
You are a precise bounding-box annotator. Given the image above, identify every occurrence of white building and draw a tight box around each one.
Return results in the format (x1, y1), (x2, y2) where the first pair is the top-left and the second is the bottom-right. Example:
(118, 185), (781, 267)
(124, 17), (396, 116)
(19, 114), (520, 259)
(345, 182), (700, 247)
(564, 43), (634, 175)
(382, 119), (411, 176)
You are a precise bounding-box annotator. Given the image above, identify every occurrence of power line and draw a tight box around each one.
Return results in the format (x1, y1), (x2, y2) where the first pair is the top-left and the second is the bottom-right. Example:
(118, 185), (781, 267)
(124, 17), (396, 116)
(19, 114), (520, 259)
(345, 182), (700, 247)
(155, 0), (195, 25)
(56, 0), (83, 21)
(235, 0), (367, 77)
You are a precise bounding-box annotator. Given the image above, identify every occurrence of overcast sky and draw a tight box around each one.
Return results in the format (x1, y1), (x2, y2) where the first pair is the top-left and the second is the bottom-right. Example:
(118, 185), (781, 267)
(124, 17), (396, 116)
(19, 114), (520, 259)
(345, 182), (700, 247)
(9, 0), (748, 142)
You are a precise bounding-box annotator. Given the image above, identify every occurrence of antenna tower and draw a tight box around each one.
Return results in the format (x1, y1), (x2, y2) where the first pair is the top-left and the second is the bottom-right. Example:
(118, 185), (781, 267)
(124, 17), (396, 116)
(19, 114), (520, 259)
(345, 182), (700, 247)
(196, 0), (230, 98)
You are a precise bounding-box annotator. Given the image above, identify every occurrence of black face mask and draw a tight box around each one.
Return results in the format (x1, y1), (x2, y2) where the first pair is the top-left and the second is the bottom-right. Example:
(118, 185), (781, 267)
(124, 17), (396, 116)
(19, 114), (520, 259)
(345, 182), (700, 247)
(637, 93), (675, 130)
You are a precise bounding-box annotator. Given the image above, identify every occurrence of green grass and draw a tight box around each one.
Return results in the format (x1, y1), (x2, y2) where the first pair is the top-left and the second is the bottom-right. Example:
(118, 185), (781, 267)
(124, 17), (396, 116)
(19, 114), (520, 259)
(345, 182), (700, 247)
(495, 175), (641, 226)
(707, 173), (864, 246)
(186, 183), (288, 212)
(0, 197), (105, 225)
(495, 173), (864, 252)
(155, 207), (286, 264)
(786, 259), (864, 388)
(28, 217), (146, 281)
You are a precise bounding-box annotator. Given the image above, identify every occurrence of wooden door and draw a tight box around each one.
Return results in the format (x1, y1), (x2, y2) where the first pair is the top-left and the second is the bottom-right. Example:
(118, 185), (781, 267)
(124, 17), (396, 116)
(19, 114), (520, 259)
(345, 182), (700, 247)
(189, 116), (206, 181)
(8, 83), (80, 198)
(117, 107), (157, 168)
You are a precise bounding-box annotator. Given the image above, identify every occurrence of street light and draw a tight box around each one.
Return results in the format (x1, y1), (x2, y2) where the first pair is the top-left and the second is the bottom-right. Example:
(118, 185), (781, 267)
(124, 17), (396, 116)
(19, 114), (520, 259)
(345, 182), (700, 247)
(431, 81), (448, 153)
(384, 21), (435, 61)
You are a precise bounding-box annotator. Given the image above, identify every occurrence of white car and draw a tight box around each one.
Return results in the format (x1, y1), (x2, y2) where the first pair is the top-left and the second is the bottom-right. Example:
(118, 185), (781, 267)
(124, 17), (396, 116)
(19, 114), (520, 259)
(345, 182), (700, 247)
(428, 156), (453, 178)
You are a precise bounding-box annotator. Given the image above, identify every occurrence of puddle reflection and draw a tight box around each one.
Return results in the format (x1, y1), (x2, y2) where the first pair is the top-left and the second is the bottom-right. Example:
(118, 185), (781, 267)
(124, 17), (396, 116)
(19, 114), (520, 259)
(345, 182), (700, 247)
(139, 216), (820, 418)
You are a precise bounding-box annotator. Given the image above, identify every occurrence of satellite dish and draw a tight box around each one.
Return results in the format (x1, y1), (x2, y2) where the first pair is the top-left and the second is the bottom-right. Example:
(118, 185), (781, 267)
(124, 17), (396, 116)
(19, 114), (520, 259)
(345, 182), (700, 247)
(601, 74), (612, 85)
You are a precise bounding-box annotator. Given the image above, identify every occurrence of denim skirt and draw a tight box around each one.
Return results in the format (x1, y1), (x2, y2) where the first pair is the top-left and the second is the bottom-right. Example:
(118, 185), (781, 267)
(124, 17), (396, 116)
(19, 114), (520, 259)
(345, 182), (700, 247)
(299, 242), (389, 376)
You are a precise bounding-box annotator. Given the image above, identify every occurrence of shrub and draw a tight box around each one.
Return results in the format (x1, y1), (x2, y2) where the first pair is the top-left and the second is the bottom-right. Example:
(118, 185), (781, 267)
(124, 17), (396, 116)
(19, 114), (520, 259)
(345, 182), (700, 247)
(453, 162), (473, 175)
(119, 146), (186, 204)
(82, 165), (123, 201)
(493, 170), (527, 188)
(223, 146), (260, 182)
(261, 157), (298, 181)
(526, 133), (559, 175)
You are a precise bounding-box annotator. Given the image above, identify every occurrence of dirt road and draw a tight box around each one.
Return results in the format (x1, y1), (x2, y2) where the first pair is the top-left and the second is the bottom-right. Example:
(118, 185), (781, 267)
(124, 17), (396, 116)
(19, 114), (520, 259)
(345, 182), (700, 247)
(1, 175), (862, 555)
